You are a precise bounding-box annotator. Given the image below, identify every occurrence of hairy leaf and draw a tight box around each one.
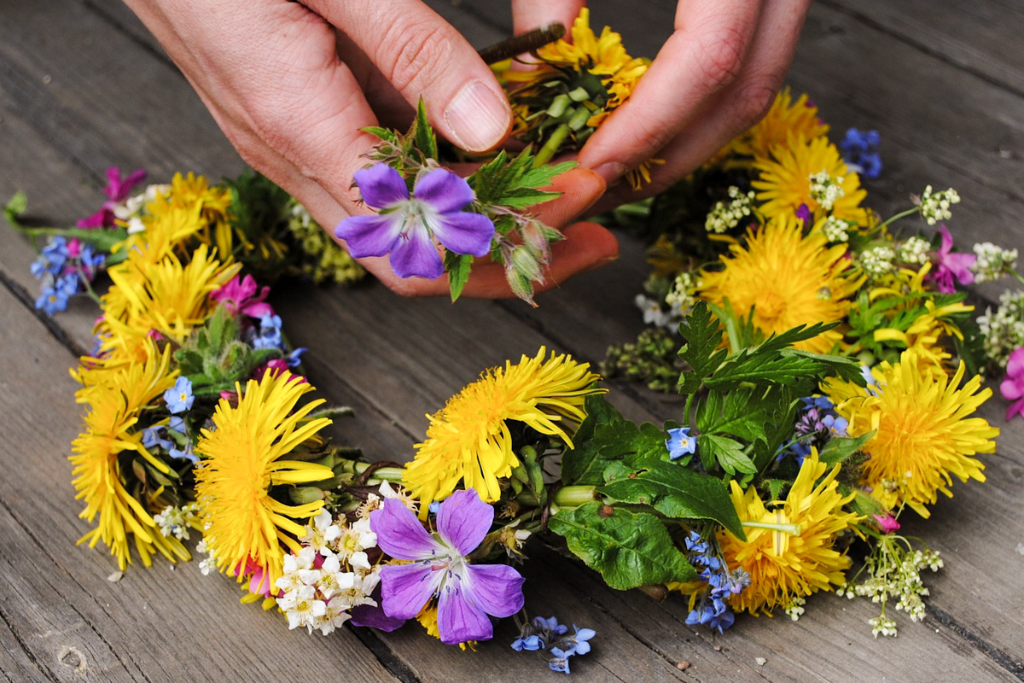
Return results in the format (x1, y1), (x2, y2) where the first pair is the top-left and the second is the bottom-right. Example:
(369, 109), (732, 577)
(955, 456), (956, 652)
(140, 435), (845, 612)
(549, 503), (697, 589)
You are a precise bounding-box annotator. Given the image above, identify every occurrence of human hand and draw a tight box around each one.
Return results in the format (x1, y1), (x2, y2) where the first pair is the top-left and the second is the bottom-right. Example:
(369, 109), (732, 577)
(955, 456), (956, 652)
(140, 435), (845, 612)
(121, 0), (619, 297)
(513, 0), (813, 209)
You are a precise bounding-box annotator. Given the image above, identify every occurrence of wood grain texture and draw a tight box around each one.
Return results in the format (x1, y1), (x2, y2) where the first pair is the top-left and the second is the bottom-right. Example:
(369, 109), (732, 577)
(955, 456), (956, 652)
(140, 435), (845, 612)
(1, 0), (1024, 680)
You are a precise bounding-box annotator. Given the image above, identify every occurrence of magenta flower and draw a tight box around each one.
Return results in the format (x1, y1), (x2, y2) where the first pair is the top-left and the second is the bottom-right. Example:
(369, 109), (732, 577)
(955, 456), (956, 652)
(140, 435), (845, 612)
(210, 274), (274, 318)
(930, 225), (976, 293)
(370, 489), (524, 645)
(1000, 347), (1024, 420)
(335, 164), (495, 280)
(77, 167), (147, 229)
(871, 513), (901, 535)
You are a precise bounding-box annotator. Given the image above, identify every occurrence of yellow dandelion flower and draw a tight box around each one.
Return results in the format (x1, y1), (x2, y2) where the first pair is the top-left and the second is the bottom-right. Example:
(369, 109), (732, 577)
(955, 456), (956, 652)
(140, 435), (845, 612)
(95, 244), (240, 362)
(500, 9), (647, 164)
(823, 351), (999, 517)
(117, 204), (205, 265)
(866, 263), (973, 373)
(719, 450), (861, 615)
(195, 371), (335, 589)
(753, 135), (868, 225)
(147, 172), (231, 226)
(70, 341), (187, 569)
(402, 347), (604, 513)
(698, 217), (863, 354)
(732, 88), (829, 161)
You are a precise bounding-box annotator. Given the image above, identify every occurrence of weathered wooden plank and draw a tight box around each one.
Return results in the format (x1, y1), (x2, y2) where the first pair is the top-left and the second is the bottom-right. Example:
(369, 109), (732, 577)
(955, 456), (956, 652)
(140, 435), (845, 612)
(820, 0), (1024, 97)
(0, 287), (402, 683)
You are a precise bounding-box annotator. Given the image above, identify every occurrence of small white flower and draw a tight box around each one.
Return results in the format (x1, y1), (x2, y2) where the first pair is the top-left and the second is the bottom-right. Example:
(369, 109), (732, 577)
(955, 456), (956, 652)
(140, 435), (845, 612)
(809, 170), (846, 212)
(918, 185), (960, 225)
(897, 236), (930, 265)
(705, 186), (755, 233)
(820, 216), (850, 243)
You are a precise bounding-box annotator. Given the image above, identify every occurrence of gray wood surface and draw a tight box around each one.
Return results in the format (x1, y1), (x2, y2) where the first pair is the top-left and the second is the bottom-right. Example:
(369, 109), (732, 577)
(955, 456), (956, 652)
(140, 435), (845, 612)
(2, 0), (1023, 681)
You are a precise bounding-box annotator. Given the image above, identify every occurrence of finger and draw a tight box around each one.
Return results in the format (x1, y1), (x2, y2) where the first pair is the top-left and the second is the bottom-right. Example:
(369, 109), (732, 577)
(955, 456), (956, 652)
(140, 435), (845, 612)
(578, 0), (764, 184)
(512, 0), (587, 36)
(587, 0), (812, 209)
(306, 0), (513, 153)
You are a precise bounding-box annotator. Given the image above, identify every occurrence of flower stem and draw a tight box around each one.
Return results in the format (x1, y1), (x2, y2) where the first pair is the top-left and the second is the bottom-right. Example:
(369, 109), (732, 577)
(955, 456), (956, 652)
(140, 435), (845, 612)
(742, 520), (802, 535)
(517, 485), (597, 509)
(878, 207), (920, 229)
(534, 123), (570, 167)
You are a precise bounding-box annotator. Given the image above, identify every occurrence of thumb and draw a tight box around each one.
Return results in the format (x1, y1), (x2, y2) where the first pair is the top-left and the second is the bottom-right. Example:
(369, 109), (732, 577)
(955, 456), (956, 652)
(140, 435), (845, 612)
(306, 0), (513, 153)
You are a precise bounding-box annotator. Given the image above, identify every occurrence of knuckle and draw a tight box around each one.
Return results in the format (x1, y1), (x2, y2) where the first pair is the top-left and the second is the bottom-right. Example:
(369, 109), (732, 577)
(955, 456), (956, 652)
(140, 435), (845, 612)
(694, 24), (748, 89)
(381, 23), (454, 94)
(734, 74), (783, 127)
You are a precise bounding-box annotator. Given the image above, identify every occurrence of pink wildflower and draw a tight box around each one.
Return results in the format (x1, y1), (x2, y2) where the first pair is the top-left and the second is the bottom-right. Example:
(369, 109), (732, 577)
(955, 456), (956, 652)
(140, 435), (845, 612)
(930, 225), (975, 293)
(211, 274), (273, 318)
(76, 167), (146, 229)
(872, 513), (901, 535)
(999, 347), (1024, 420)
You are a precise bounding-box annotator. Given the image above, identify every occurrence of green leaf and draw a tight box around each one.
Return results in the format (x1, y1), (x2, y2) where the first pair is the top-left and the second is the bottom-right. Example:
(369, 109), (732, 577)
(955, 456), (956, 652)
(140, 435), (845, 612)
(548, 502), (697, 589)
(697, 434), (756, 475)
(413, 99), (438, 160)
(445, 253), (473, 302)
(4, 192), (28, 227)
(764, 478), (789, 501)
(562, 419), (667, 486)
(676, 302), (728, 394)
(598, 460), (745, 538)
(818, 431), (874, 466)
(572, 394), (623, 445)
(361, 126), (401, 145)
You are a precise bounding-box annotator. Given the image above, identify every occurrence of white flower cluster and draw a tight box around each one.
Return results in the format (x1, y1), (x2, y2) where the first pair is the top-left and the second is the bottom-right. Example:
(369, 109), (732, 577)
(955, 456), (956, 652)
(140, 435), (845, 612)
(195, 539), (218, 576)
(153, 503), (199, 541)
(664, 271), (702, 314)
(785, 596), (806, 622)
(977, 289), (1024, 368)
(859, 245), (897, 277)
(114, 184), (170, 234)
(276, 482), (416, 636)
(918, 185), (960, 225)
(808, 170), (845, 211)
(820, 216), (850, 243)
(705, 186), (755, 234)
(838, 540), (942, 638)
(897, 236), (930, 265)
(971, 242), (1018, 283)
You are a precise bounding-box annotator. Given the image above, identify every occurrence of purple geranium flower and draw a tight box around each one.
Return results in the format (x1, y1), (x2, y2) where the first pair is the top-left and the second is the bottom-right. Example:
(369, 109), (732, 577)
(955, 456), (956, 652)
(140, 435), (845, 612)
(336, 164), (495, 280)
(1000, 347), (1024, 421)
(930, 225), (976, 293)
(370, 489), (524, 645)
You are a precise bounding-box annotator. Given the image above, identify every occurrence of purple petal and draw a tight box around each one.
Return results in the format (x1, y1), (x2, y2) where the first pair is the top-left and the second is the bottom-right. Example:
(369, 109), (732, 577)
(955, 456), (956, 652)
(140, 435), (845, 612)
(436, 580), (493, 644)
(370, 499), (441, 560)
(355, 164), (410, 209)
(436, 489), (493, 556)
(413, 169), (475, 214)
(1000, 377), (1023, 401)
(463, 563), (525, 618)
(336, 215), (402, 258)
(431, 211), (495, 257)
(380, 563), (442, 620)
(350, 585), (409, 631)
(938, 225), (954, 254)
(389, 227), (444, 279)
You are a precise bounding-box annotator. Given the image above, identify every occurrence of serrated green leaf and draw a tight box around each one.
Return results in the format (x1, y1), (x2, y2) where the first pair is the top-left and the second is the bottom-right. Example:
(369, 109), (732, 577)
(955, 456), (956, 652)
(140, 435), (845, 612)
(696, 386), (774, 444)
(572, 394), (623, 445)
(819, 431), (874, 466)
(676, 302), (728, 394)
(548, 502), (697, 589)
(445, 252), (473, 302)
(764, 478), (789, 501)
(598, 460), (745, 538)
(175, 349), (205, 376)
(413, 99), (438, 160)
(562, 419), (667, 486)
(698, 434), (756, 475)
(361, 126), (401, 145)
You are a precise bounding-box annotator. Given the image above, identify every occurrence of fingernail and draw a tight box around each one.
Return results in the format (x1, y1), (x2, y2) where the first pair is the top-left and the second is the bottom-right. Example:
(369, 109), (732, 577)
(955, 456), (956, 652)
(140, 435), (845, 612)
(445, 80), (511, 152)
(591, 162), (626, 185)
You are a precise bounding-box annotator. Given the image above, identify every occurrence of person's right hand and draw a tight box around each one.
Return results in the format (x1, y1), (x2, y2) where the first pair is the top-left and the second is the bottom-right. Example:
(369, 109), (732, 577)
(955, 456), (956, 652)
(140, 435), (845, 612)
(122, 0), (619, 297)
